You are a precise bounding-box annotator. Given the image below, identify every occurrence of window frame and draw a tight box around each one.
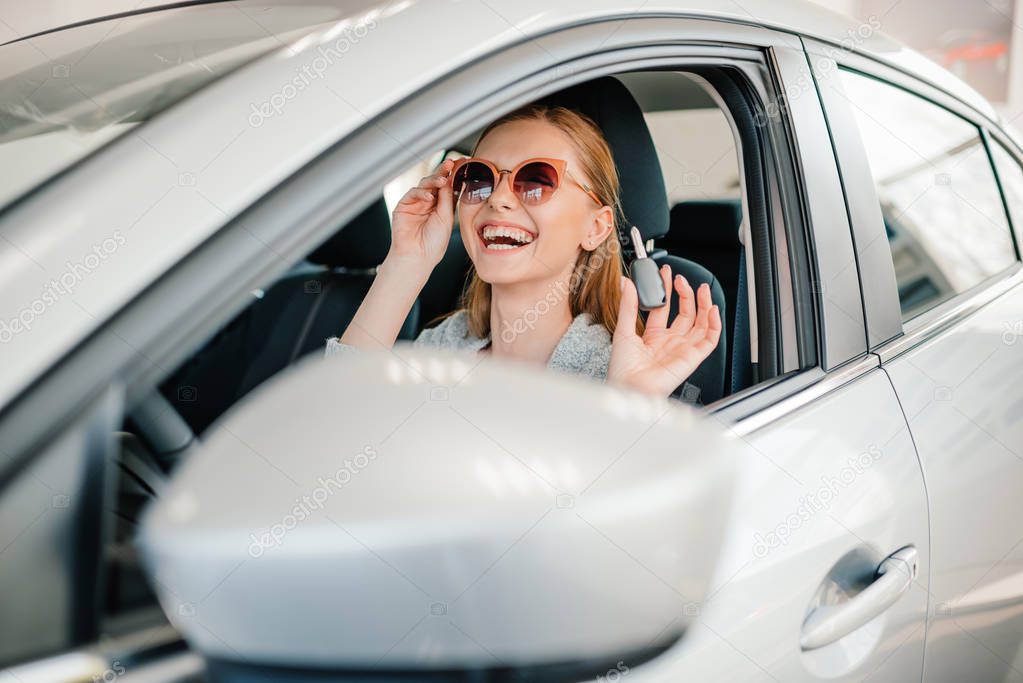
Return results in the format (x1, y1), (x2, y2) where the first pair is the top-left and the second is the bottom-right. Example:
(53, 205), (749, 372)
(0, 18), (846, 476)
(0, 16), (886, 676)
(806, 38), (1023, 365)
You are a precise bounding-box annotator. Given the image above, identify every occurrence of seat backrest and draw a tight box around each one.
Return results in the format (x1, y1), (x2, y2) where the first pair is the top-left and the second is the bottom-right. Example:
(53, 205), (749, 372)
(161, 197), (416, 434)
(654, 254), (728, 404)
(237, 198), (419, 396)
(662, 199), (744, 393)
(418, 229), (470, 329)
(540, 77), (728, 403)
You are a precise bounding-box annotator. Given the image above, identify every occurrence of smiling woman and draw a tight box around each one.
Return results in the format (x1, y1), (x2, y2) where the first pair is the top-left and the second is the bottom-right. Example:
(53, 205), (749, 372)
(327, 102), (722, 398)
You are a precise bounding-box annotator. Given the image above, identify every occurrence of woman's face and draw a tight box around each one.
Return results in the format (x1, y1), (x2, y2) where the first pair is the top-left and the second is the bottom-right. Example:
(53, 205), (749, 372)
(457, 119), (614, 287)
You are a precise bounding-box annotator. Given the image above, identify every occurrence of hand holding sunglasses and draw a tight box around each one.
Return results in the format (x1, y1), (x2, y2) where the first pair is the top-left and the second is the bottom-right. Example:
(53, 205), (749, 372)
(451, 156), (668, 310)
(388, 158), (457, 271)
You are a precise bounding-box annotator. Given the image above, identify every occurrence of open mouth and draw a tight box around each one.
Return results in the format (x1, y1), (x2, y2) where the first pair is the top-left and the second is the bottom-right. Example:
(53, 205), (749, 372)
(477, 224), (537, 251)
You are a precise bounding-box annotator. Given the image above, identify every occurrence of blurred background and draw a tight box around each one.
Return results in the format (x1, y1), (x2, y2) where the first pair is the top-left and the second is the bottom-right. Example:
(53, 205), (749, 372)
(806, 0), (1023, 122)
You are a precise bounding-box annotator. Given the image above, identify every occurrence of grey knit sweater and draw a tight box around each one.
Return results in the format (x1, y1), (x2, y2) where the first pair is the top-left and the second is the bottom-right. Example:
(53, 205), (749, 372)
(324, 310), (613, 381)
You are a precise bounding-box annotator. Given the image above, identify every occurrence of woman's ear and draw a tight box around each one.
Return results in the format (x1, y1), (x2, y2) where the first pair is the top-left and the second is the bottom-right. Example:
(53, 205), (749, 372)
(582, 205), (615, 252)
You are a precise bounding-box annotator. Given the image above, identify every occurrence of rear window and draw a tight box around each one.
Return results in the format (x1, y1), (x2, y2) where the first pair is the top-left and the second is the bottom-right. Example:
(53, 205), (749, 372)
(838, 68), (1017, 319)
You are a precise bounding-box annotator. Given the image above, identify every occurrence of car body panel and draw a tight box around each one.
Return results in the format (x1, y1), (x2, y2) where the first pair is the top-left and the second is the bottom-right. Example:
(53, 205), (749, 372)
(807, 19), (1023, 682)
(618, 366), (929, 681)
(883, 286), (1023, 682)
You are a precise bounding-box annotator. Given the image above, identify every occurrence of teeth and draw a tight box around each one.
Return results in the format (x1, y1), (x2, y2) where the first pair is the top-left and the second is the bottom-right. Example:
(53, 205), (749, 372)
(481, 225), (535, 244)
(486, 243), (518, 250)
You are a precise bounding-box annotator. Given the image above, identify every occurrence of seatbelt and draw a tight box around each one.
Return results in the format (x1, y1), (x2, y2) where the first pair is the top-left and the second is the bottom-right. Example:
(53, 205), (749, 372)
(731, 253), (749, 394)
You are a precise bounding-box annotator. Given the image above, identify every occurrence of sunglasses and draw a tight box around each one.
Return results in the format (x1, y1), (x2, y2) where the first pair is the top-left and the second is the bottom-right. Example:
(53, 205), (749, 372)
(449, 157), (602, 207)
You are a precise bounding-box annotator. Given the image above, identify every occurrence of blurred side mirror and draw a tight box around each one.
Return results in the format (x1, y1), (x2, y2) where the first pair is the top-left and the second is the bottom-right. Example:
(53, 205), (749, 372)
(140, 348), (737, 679)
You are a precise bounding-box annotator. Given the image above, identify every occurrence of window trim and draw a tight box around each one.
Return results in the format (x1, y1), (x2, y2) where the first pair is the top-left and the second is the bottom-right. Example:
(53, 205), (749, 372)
(983, 127), (1023, 260)
(712, 42), (875, 428)
(876, 262), (1023, 364)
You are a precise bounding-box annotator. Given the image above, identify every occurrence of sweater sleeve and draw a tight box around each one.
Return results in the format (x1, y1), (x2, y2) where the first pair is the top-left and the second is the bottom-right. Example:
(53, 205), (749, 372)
(323, 336), (357, 358)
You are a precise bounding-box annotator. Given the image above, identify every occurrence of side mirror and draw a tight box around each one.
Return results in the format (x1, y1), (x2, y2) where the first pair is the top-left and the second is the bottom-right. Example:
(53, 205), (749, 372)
(140, 348), (737, 679)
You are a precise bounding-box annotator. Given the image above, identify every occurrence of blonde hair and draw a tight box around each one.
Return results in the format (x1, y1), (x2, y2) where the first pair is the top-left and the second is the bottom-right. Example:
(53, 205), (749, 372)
(454, 103), (640, 339)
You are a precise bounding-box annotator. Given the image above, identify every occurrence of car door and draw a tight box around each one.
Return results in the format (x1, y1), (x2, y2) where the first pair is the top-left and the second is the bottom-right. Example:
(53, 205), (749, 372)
(808, 41), (1023, 682)
(0, 13), (929, 683)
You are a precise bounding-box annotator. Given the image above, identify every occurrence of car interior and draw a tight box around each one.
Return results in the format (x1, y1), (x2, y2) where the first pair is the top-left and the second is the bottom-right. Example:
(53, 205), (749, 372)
(24, 65), (805, 662)
(159, 70), (752, 437)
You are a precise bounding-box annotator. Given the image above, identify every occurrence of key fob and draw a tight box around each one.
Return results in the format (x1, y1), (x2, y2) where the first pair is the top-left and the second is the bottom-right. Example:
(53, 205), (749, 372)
(628, 226), (667, 310)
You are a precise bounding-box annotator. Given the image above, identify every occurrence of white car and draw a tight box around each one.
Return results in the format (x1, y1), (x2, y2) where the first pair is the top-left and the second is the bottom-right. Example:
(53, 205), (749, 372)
(1, 1), (1021, 681)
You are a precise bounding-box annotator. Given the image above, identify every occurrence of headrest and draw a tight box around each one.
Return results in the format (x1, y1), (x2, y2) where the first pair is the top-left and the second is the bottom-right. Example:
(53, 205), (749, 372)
(537, 77), (668, 256)
(667, 200), (743, 249)
(308, 197), (391, 269)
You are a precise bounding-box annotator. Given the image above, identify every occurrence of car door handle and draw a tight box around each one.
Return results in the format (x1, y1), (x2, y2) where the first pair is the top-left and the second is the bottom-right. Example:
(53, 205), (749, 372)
(800, 546), (918, 651)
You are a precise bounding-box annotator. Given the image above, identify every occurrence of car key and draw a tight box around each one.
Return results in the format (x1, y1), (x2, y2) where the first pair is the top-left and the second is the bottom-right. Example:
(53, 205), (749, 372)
(629, 225), (667, 310)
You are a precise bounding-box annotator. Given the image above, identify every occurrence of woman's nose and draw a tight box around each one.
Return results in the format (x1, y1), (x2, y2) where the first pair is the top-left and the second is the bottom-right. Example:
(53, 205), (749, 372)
(487, 170), (516, 209)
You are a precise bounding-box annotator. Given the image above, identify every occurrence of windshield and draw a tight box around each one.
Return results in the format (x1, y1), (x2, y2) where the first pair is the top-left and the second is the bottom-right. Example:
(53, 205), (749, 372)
(0, 1), (366, 209)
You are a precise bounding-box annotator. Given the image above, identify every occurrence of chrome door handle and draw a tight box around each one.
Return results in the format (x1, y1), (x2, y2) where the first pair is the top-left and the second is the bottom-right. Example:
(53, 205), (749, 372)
(800, 546), (918, 651)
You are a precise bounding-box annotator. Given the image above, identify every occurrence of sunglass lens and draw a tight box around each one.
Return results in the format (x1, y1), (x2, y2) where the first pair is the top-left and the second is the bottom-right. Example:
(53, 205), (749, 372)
(513, 161), (559, 204)
(454, 161), (494, 204)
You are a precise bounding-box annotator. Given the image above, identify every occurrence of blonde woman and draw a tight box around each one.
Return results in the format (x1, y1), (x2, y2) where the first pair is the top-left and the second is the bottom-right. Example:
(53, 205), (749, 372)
(327, 104), (721, 398)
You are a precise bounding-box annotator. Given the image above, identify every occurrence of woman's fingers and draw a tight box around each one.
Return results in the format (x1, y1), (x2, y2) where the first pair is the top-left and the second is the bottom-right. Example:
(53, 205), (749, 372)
(645, 264), (673, 331)
(707, 304), (722, 346)
(435, 161), (453, 218)
(395, 187), (435, 214)
(614, 275), (640, 342)
(669, 275), (697, 333)
(686, 304), (723, 363)
(404, 159), (454, 215)
(685, 283), (713, 340)
(418, 159), (455, 189)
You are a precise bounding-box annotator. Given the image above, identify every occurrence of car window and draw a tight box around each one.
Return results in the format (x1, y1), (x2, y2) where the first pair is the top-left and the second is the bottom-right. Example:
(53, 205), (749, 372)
(988, 138), (1023, 251)
(618, 71), (762, 396)
(838, 68), (1017, 320)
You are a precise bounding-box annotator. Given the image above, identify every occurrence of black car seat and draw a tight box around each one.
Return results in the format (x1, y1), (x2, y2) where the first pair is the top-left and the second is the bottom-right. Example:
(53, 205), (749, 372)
(536, 76), (729, 404)
(418, 228), (471, 329)
(235, 196), (419, 393)
(662, 200), (744, 391)
(161, 197), (417, 434)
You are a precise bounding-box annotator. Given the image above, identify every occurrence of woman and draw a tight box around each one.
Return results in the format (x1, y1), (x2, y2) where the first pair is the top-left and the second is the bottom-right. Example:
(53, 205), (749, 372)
(326, 104), (721, 398)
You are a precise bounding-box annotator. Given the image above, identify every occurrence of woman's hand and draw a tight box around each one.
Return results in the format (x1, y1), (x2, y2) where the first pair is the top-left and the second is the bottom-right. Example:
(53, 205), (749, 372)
(608, 264), (723, 398)
(387, 158), (456, 273)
